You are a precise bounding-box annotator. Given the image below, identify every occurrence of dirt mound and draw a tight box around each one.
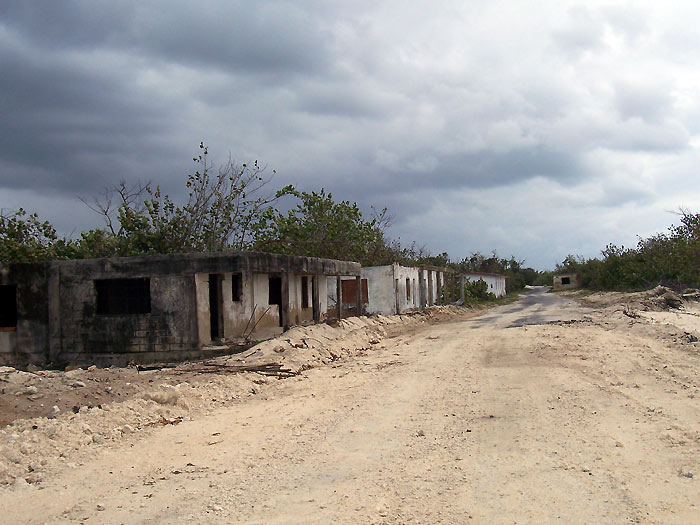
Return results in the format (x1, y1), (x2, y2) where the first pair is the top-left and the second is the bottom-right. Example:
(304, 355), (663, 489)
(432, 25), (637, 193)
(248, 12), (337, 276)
(0, 305), (478, 488)
(567, 286), (686, 311)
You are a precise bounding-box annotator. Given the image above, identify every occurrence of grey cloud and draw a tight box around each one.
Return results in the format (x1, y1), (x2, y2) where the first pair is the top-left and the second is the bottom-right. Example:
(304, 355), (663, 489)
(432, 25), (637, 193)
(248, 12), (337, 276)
(614, 81), (673, 123)
(290, 146), (587, 214)
(1, 1), (699, 272)
(0, 33), (176, 194)
(1, 1), (332, 77)
(552, 6), (606, 58)
(0, 1), (132, 50)
(602, 6), (650, 42)
(127, 1), (333, 76)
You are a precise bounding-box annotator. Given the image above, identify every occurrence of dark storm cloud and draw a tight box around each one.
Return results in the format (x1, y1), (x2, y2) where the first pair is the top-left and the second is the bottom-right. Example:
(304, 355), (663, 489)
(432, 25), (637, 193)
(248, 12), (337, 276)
(0, 26), (175, 194)
(128, 2), (332, 75)
(0, 0), (337, 200)
(0, 1), (331, 76)
(287, 145), (586, 217)
(0, 2), (131, 49)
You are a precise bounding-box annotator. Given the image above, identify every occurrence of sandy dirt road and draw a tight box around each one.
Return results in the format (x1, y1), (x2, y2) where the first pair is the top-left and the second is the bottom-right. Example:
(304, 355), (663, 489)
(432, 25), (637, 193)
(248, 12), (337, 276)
(3, 289), (700, 524)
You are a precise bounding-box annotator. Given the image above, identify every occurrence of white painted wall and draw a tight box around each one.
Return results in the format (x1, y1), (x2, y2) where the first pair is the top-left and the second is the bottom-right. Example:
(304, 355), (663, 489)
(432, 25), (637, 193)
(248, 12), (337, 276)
(392, 264), (420, 313)
(359, 264), (421, 315)
(465, 272), (506, 298)
(362, 266), (394, 315)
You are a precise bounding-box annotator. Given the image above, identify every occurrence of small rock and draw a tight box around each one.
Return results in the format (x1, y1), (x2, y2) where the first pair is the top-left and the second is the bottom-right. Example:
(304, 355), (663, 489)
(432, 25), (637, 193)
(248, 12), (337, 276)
(416, 430), (425, 437)
(96, 504), (105, 511)
(5, 452), (22, 464)
(24, 386), (38, 395)
(71, 381), (86, 388)
(5, 433), (19, 443)
(679, 468), (694, 479)
(104, 386), (113, 394)
(48, 405), (60, 419)
(273, 345), (285, 353)
(19, 444), (30, 455)
(121, 424), (135, 435)
(87, 365), (97, 371)
(144, 384), (180, 405)
(663, 291), (683, 309)
(13, 477), (31, 489)
(92, 433), (104, 445)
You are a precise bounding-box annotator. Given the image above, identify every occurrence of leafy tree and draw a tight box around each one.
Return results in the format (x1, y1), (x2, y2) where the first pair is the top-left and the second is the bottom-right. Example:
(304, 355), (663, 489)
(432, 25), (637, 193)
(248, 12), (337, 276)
(83, 142), (291, 255)
(252, 188), (398, 266)
(0, 208), (75, 263)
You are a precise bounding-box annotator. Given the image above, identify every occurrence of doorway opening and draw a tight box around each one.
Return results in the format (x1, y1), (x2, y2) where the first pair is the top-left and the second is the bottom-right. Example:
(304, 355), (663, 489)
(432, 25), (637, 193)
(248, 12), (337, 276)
(209, 274), (224, 341)
(301, 276), (309, 308)
(268, 276), (283, 327)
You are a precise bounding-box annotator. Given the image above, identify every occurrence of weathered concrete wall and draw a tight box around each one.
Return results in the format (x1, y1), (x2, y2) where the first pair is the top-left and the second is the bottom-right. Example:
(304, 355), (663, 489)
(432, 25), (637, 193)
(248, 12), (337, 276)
(57, 270), (197, 367)
(1, 252), (360, 368)
(421, 269), (439, 306)
(361, 266), (394, 315)
(465, 272), (507, 298)
(0, 263), (51, 367)
(392, 265), (420, 313)
(355, 265), (420, 315)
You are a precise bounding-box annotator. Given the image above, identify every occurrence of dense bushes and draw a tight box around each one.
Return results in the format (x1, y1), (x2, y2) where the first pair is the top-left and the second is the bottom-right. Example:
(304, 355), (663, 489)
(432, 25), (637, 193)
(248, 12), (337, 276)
(556, 211), (700, 291)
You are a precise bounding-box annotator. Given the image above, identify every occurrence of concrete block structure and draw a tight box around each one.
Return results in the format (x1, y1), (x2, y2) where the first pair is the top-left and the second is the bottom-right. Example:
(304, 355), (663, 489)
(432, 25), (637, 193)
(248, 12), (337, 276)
(553, 274), (580, 290)
(0, 251), (360, 368)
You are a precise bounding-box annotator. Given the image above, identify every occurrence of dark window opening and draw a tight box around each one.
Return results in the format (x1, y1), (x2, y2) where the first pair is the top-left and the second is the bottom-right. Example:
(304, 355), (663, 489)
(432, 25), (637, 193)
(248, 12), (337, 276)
(268, 276), (282, 306)
(561, 277), (571, 285)
(95, 279), (151, 315)
(209, 274), (223, 340)
(0, 285), (17, 329)
(406, 278), (411, 300)
(232, 273), (243, 302)
(301, 276), (309, 308)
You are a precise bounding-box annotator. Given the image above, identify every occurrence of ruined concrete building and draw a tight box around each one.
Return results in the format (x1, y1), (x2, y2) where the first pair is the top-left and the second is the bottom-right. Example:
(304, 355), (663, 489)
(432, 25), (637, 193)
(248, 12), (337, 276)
(0, 252), (360, 368)
(328, 264), (453, 316)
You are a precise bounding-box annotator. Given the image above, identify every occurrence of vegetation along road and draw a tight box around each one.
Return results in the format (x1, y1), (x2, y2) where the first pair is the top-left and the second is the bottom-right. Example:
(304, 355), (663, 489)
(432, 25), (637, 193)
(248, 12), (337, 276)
(3, 288), (700, 524)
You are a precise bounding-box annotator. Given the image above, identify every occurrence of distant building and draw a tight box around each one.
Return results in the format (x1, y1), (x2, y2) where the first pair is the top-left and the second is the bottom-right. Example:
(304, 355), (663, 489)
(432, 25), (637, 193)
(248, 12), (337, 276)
(553, 274), (580, 290)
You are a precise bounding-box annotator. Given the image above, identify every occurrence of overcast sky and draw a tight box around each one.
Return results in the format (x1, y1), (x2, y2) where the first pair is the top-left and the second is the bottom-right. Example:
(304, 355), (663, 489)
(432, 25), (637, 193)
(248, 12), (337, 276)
(2, 1), (700, 269)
